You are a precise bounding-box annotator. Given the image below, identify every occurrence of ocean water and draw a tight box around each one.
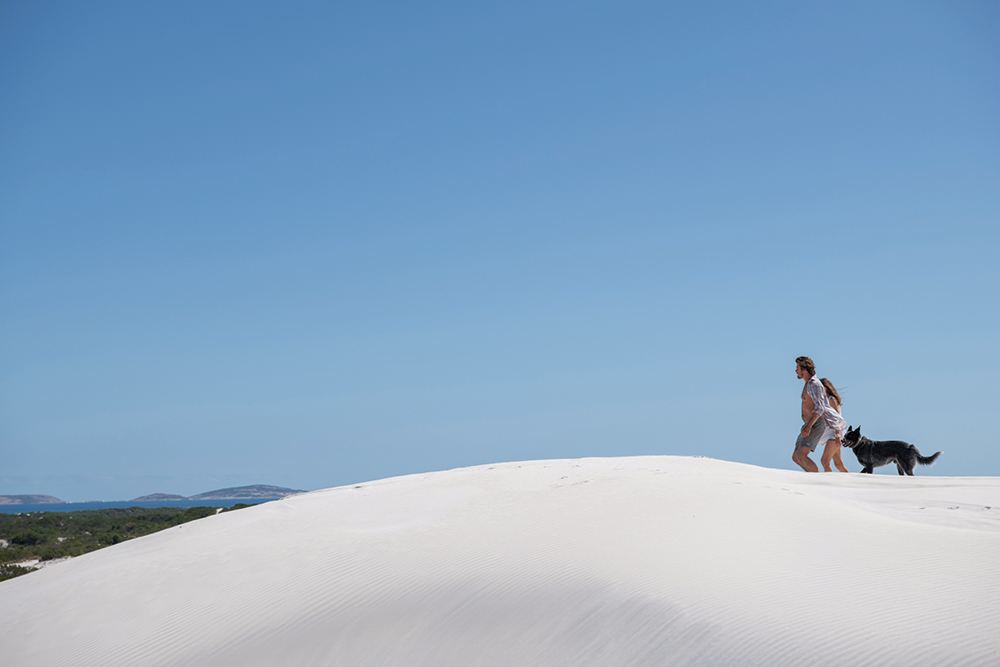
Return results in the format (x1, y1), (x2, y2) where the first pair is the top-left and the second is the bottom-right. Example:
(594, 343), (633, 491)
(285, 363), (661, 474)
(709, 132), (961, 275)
(0, 499), (284, 514)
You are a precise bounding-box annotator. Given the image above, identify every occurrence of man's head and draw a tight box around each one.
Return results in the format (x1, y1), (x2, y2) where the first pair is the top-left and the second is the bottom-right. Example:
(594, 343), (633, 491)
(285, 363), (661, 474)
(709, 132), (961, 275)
(795, 356), (815, 379)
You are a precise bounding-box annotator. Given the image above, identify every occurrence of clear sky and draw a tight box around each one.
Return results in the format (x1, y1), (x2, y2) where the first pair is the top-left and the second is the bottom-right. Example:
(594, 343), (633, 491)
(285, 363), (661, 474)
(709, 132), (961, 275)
(2, 1), (998, 501)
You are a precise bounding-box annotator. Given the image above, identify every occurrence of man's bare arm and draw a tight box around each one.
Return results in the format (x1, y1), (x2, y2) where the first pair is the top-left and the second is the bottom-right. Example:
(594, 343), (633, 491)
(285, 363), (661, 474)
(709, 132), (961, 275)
(801, 392), (819, 436)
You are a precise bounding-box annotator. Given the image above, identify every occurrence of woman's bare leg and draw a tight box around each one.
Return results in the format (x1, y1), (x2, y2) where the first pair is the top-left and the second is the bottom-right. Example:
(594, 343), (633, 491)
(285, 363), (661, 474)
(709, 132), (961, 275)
(821, 439), (838, 472)
(832, 438), (849, 472)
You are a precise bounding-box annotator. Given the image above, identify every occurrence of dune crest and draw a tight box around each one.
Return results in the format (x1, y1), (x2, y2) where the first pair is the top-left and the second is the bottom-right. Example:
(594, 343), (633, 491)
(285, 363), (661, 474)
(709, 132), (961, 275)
(3, 456), (999, 666)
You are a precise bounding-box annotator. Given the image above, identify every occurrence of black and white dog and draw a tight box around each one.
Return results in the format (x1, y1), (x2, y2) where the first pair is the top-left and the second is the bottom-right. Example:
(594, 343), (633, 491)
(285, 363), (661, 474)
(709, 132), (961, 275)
(842, 426), (941, 475)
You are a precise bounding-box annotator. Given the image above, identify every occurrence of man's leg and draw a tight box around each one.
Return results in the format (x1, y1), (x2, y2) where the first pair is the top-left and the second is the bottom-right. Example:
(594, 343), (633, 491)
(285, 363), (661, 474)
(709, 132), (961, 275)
(794, 420), (824, 473)
(793, 446), (819, 472)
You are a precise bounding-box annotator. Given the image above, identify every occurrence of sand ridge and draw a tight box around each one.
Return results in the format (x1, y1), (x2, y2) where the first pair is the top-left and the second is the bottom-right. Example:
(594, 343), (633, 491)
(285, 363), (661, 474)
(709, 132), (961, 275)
(2, 456), (999, 666)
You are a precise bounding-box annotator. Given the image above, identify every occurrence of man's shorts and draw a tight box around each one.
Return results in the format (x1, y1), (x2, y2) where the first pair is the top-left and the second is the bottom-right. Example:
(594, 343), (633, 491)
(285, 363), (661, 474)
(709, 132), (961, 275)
(794, 419), (825, 453)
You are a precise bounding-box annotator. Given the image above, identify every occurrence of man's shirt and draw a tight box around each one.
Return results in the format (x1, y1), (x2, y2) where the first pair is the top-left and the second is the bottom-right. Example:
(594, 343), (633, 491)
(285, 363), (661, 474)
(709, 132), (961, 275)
(806, 376), (847, 434)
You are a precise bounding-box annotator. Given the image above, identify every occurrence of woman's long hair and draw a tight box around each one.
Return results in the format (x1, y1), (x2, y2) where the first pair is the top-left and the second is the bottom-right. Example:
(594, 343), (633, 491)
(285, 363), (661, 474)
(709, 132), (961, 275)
(820, 378), (842, 406)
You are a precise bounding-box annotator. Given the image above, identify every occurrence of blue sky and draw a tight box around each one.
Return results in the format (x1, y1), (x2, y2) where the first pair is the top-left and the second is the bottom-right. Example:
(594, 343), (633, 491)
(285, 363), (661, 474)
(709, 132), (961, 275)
(2, 1), (998, 500)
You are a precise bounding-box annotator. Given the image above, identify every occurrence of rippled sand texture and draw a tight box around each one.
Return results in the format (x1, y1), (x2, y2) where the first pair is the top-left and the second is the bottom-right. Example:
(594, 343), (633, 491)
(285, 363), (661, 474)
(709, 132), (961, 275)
(3, 456), (999, 666)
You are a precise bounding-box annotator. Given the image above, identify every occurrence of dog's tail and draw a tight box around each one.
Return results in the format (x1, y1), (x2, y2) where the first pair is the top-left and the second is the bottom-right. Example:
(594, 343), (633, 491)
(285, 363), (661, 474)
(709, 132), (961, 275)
(917, 450), (942, 466)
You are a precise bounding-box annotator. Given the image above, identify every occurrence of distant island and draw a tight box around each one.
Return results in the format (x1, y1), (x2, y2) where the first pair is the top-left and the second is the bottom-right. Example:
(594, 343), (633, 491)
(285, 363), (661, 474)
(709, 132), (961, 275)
(0, 495), (65, 505)
(1, 485), (305, 505)
(132, 485), (306, 501)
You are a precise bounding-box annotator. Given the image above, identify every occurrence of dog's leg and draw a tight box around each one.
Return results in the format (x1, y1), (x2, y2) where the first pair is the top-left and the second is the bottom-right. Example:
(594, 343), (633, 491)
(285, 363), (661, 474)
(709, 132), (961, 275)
(896, 462), (905, 476)
(862, 466), (873, 474)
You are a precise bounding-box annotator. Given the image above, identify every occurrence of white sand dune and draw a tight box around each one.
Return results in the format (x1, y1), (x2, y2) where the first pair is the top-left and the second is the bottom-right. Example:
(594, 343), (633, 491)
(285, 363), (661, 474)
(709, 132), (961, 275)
(3, 456), (1000, 666)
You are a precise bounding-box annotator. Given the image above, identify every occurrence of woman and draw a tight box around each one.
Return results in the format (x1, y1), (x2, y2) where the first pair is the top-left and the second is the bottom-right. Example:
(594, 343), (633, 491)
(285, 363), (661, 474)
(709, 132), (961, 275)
(819, 378), (849, 472)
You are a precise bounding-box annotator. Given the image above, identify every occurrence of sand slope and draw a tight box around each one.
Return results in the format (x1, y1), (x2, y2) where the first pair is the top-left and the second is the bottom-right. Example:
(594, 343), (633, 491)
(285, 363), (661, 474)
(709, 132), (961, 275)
(3, 457), (999, 666)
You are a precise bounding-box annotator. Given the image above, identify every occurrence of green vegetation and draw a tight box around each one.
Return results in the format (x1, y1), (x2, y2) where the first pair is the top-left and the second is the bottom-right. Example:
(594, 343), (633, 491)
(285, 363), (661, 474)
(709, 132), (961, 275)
(0, 504), (255, 582)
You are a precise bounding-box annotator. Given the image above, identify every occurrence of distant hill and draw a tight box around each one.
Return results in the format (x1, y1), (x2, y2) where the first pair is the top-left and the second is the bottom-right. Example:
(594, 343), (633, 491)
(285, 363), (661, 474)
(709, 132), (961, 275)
(0, 495), (65, 505)
(190, 485), (305, 500)
(129, 485), (305, 502)
(2, 486), (305, 505)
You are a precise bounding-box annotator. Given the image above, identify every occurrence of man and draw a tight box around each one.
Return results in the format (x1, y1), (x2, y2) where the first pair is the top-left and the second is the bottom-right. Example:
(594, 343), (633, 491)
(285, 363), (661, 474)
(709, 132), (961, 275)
(792, 356), (843, 473)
